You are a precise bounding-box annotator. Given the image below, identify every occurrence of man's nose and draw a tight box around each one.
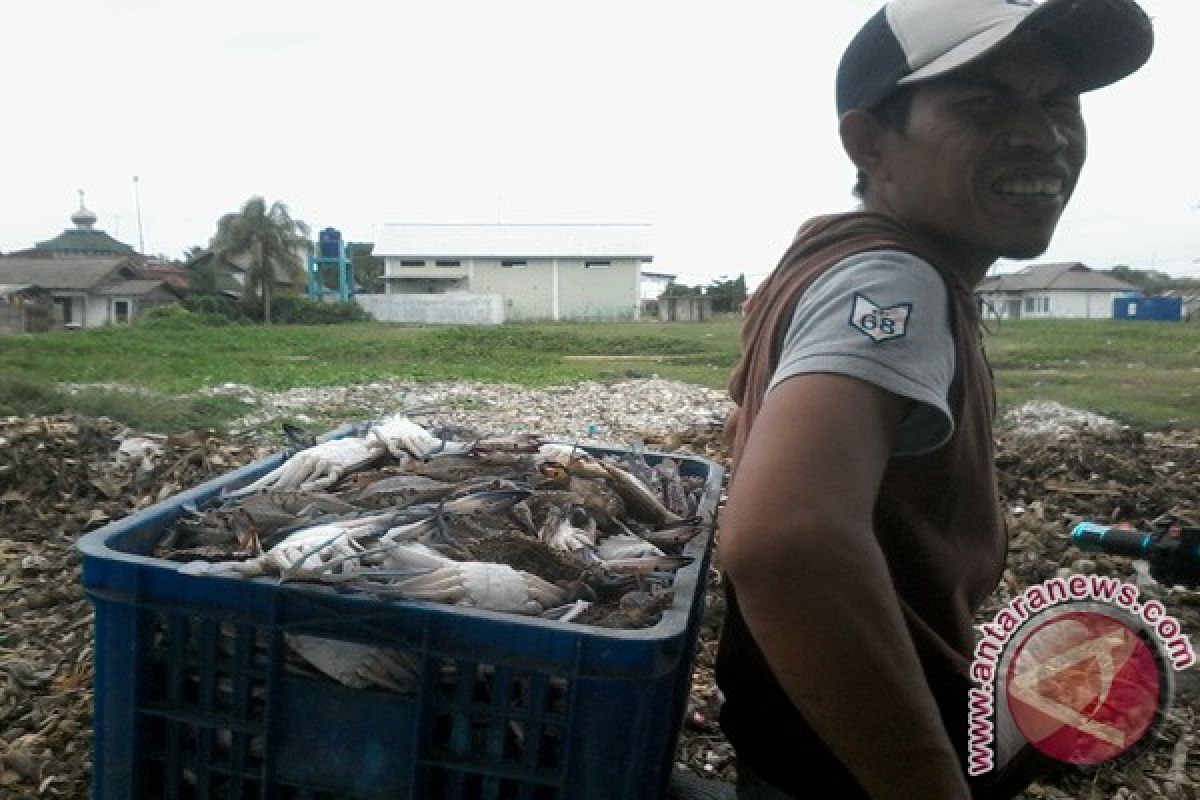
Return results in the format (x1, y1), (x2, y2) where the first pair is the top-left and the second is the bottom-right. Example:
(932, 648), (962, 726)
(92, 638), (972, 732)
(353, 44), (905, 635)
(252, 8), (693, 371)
(1004, 103), (1071, 152)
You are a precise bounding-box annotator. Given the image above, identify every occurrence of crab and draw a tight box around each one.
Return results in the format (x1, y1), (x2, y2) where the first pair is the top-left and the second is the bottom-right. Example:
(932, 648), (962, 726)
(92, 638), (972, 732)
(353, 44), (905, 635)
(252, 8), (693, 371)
(227, 436), (384, 497)
(179, 514), (395, 579)
(366, 414), (474, 460)
(353, 543), (568, 614)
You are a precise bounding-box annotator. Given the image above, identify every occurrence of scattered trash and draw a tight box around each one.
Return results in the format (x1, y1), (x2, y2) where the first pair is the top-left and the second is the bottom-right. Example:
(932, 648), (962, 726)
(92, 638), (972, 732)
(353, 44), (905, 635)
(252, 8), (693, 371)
(2, 393), (1197, 798)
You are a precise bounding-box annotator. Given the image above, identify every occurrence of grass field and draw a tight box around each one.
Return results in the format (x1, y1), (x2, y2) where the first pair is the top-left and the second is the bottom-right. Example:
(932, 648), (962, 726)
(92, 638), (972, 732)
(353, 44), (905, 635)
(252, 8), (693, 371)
(1, 314), (1197, 431)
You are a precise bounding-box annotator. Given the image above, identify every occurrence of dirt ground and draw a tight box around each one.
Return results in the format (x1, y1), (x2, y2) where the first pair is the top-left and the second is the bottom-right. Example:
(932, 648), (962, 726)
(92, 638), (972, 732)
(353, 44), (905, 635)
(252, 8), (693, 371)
(0, 413), (1196, 799)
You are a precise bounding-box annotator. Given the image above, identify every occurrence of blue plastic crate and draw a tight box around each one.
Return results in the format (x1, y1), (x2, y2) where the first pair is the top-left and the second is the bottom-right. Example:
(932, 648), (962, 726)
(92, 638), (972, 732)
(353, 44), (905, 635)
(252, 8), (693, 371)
(78, 431), (723, 800)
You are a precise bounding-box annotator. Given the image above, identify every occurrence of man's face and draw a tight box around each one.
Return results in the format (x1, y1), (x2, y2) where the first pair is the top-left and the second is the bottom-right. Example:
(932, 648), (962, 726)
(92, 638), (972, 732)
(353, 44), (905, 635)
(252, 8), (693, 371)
(871, 40), (1087, 267)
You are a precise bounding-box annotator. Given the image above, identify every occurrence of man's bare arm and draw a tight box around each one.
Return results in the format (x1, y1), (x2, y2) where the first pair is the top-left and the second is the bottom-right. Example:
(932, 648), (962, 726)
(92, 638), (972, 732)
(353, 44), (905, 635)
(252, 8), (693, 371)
(720, 372), (969, 799)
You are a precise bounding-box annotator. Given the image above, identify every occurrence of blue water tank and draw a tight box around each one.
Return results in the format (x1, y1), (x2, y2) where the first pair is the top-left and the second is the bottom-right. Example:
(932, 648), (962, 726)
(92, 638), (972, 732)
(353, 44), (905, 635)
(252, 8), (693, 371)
(1113, 296), (1182, 321)
(318, 227), (342, 259)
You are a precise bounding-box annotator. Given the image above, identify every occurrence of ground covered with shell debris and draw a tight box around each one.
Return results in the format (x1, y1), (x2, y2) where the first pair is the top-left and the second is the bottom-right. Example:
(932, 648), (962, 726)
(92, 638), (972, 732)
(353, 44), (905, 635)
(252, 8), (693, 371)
(1, 379), (1196, 799)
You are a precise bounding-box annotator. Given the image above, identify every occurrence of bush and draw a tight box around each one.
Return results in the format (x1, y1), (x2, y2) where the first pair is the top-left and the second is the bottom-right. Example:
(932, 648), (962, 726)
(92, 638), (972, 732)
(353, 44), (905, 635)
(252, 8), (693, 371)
(181, 294), (250, 322)
(267, 295), (373, 324)
(0, 371), (64, 416)
(67, 391), (247, 433)
(173, 293), (370, 325)
(138, 304), (232, 330)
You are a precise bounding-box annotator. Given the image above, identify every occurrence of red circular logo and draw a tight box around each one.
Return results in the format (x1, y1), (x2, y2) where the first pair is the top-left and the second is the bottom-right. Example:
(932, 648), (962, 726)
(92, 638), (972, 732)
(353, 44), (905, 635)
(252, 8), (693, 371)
(1005, 610), (1163, 765)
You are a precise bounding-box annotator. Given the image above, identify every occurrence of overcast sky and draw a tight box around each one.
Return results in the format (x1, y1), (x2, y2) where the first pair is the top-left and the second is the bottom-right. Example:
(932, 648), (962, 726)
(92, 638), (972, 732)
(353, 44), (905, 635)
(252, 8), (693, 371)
(2, 0), (1195, 288)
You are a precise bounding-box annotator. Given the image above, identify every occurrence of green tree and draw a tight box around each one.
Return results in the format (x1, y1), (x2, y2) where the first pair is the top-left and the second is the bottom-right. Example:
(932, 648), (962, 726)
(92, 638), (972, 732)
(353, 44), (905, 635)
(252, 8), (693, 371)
(1105, 265), (1174, 295)
(209, 197), (311, 325)
(185, 257), (219, 292)
(180, 245), (220, 291)
(661, 281), (703, 297)
(350, 242), (385, 294)
(705, 273), (748, 312)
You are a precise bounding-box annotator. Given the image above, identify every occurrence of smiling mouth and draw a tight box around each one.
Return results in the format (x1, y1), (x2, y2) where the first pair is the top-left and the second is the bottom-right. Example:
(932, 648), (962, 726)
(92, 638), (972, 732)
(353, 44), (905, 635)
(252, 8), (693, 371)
(992, 177), (1065, 197)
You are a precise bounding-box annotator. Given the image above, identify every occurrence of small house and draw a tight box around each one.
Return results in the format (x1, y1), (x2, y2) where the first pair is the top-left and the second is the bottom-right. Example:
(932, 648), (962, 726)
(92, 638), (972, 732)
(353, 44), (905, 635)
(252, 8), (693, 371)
(975, 262), (1138, 320)
(658, 294), (712, 322)
(0, 257), (177, 329)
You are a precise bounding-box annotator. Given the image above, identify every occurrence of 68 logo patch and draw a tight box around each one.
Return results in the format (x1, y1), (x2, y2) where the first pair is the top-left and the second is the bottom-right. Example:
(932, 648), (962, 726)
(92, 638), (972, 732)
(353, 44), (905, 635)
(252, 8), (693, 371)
(849, 293), (912, 343)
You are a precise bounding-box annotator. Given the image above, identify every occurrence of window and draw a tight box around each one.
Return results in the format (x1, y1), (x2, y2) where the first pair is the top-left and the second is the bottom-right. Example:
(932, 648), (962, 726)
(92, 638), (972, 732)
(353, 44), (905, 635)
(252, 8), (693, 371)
(501, 260), (527, 269)
(1041, 297), (1051, 313)
(584, 260), (612, 269)
(435, 260), (461, 268)
(400, 260), (425, 268)
(113, 299), (131, 325)
(1023, 297), (1036, 313)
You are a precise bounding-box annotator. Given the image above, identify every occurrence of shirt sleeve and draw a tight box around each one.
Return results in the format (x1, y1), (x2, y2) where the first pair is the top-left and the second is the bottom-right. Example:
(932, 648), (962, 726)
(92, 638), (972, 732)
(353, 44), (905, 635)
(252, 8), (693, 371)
(767, 249), (955, 455)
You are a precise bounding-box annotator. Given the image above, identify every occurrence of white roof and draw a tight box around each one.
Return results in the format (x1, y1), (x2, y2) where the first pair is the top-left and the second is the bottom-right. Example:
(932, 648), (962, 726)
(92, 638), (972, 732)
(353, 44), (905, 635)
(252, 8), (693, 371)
(371, 224), (653, 260)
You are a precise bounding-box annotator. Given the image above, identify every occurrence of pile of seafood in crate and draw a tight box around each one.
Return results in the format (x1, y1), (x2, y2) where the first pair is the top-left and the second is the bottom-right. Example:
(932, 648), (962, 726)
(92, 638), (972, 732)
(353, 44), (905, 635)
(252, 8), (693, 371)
(161, 414), (711, 693)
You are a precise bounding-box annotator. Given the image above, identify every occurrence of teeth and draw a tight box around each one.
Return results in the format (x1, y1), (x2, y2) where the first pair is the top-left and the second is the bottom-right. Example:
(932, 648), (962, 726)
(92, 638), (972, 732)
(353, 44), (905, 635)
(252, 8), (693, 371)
(995, 178), (1063, 196)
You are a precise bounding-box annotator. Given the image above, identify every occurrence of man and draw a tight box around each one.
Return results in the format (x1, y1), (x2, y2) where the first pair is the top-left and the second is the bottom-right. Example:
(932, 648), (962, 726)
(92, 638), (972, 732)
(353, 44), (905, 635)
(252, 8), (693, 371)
(714, 2), (1154, 799)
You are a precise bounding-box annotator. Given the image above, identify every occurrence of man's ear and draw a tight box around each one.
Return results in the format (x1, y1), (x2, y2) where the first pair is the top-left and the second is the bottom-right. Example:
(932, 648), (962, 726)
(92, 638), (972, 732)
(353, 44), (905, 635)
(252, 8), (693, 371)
(839, 110), (887, 182)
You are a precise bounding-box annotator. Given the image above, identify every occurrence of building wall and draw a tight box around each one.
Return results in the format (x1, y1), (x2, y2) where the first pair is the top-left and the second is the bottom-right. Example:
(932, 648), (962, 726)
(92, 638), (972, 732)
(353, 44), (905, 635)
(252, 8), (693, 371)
(469, 257), (640, 321)
(659, 295), (713, 322)
(382, 258), (468, 286)
(978, 290), (1133, 320)
(1039, 291), (1132, 320)
(85, 295), (112, 327)
(380, 255), (641, 321)
(555, 258), (640, 321)
(356, 292), (504, 324)
(77, 289), (175, 327)
(467, 258), (555, 320)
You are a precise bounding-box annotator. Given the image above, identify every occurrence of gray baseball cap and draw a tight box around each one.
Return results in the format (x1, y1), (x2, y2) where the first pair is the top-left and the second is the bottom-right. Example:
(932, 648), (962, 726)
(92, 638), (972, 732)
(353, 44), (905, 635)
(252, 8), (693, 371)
(837, 0), (1155, 116)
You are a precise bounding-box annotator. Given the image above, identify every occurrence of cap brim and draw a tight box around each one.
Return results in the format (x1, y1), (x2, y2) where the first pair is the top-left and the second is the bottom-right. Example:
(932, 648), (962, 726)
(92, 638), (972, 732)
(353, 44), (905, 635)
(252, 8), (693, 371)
(898, 0), (1153, 92)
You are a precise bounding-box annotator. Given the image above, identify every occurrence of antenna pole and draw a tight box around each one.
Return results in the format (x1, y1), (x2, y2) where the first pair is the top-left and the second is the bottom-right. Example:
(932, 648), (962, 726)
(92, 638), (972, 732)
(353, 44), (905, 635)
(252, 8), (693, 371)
(133, 175), (145, 254)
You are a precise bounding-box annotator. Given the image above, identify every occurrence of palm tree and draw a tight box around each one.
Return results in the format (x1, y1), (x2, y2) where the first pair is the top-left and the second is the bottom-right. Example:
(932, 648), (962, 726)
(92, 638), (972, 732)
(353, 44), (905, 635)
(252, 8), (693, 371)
(209, 197), (311, 325)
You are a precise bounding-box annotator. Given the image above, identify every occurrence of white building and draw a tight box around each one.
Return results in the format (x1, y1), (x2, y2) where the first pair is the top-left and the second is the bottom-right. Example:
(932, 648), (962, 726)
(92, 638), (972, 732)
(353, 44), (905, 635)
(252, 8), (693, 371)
(976, 262), (1138, 320)
(370, 224), (653, 322)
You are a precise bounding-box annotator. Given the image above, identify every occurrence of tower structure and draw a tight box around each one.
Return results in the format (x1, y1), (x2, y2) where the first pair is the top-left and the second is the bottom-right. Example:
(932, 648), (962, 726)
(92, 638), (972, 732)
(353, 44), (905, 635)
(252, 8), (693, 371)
(306, 227), (354, 302)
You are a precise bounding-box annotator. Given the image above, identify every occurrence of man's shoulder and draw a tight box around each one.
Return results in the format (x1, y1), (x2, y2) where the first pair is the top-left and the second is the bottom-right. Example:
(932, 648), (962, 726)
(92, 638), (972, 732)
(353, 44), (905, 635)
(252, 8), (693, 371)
(813, 249), (947, 302)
